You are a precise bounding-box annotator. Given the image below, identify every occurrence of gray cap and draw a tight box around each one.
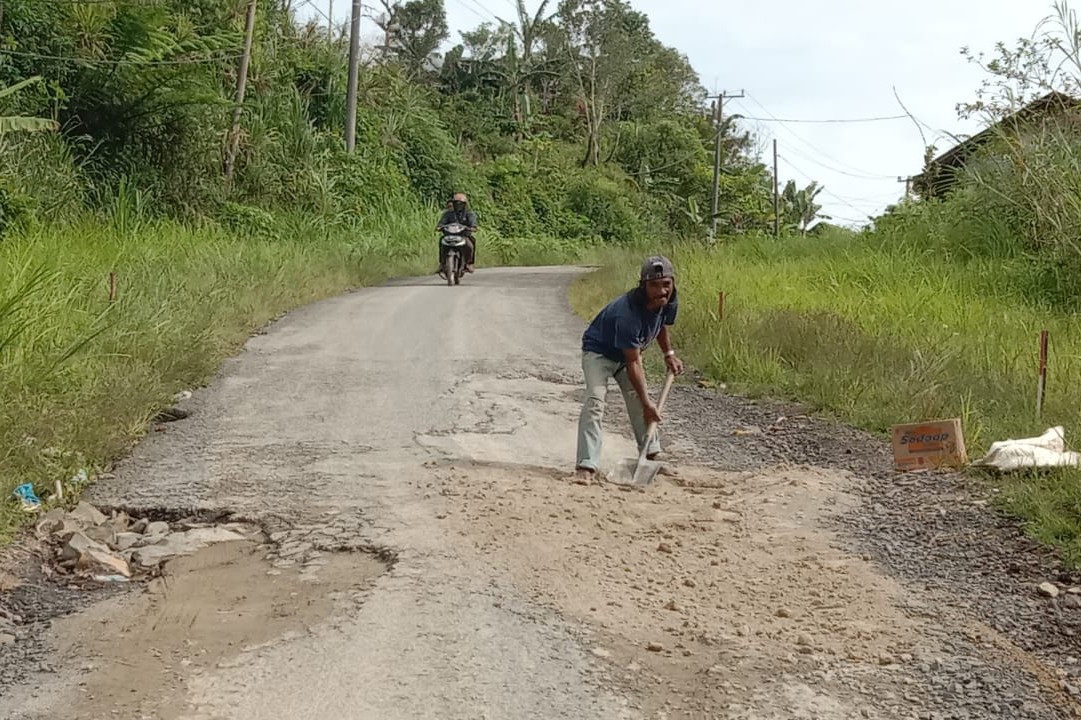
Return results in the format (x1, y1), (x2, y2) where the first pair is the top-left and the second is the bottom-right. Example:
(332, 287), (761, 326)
(640, 255), (675, 282)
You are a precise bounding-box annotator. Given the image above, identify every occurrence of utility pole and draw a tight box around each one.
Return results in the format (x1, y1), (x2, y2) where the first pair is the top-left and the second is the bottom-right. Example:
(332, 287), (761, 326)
(708, 89), (745, 242)
(772, 138), (780, 240)
(224, 0), (258, 183)
(345, 0), (362, 152)
(328, 0), (334, 41)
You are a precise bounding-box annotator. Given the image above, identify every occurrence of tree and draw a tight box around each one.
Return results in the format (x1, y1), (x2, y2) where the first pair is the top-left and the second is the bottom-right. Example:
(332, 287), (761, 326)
(374, 0), (449, 80)
(957, 1), (1081, 120)
(556, 0), (647, 166)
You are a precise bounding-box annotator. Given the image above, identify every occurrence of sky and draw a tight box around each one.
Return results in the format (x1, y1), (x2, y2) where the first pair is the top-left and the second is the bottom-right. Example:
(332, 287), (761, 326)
(296, 0), (1054, 227)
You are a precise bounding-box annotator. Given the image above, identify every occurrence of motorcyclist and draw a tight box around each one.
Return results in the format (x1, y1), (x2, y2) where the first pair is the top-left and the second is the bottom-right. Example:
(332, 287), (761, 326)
(436, 192), (478, 274)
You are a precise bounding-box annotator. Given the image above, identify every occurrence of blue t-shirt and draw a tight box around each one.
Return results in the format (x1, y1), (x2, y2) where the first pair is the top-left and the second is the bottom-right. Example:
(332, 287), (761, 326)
(582, 291), (678, 362)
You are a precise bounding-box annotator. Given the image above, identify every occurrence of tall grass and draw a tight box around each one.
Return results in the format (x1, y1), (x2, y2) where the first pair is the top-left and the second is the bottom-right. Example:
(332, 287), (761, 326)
(571, 232), (1081, 566)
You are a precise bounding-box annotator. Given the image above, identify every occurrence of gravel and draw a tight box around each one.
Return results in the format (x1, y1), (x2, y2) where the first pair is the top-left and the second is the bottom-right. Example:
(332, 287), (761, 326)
(0, 547), (128, 692)
(661, 377), (1081, 718)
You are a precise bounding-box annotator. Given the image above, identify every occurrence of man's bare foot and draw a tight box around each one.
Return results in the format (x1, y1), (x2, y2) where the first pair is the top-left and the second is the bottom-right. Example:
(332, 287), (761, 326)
(572, 467), (596, 485)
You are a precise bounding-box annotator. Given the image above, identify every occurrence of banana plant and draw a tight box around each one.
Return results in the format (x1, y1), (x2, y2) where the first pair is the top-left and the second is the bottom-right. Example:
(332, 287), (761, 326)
(0, 77), (59, 136)
(780, 179), (825, 235)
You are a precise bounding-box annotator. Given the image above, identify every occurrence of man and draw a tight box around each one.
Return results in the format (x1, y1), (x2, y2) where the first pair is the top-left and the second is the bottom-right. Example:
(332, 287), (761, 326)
(575, 255), (685, 482)
(436, 192), (478, 274)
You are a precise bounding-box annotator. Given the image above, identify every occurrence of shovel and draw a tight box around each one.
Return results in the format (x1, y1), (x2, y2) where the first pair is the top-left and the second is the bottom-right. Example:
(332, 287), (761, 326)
(610, 370), (676, 486)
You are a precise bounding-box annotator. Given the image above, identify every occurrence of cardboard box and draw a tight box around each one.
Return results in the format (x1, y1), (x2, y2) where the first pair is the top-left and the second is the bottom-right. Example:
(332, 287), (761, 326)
(890, 418), (967, 472)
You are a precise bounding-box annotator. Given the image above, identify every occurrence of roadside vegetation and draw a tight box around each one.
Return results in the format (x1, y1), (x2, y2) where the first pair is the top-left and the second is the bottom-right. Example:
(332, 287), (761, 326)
(574, 1), (1081, 567)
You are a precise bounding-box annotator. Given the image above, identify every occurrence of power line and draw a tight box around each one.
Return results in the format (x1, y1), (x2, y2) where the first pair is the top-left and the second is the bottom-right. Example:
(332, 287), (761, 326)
(296, 0), (333, 24)
(461, 0), (502, 21)
(446, 0), (492, 23)
(739, 93), (902, 181)
(736, 113), (907, 124)
(829, 214), (876, 225)
(777, 141), (898, 181)
(741, 96), (898, 180)
(778, 153), (885, 219)
(830, 191), (908, 204)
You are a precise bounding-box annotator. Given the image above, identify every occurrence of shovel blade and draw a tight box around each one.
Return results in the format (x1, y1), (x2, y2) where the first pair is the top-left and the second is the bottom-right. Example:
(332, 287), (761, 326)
(609, 457), (662, 486)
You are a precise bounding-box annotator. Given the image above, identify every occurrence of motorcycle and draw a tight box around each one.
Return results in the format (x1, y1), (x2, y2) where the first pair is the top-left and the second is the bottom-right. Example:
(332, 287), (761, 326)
(439, 222), (471, 286)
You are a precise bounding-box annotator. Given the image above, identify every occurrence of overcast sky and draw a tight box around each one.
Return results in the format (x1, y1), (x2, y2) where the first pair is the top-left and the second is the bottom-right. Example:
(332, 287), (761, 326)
(297, 0), (1054, 226)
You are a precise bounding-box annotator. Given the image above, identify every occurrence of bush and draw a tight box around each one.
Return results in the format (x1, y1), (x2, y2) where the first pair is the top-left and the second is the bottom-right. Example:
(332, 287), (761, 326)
(565, 170), (646, 243)
(217, 202), (279, 239)
(0, 180), (39, 237)
(328, 144), (416, 220)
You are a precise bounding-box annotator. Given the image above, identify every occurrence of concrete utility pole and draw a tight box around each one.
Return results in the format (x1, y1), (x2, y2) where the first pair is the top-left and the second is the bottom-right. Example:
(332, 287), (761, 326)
(708, 89), (745, 242)
(345, 0), (362, 151)
(224, 0), (258, 182)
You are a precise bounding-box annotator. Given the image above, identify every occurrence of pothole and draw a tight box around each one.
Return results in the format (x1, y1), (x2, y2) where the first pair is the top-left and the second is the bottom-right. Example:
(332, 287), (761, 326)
(47, 536), (387, 720)
(1, 499), (393, 718)
(32, 501), (264, 583)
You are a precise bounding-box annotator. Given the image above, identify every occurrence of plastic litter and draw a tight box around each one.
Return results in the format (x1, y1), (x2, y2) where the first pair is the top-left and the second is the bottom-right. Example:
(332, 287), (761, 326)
(70, 468), (90, 487)
(12, 483), (41, 512)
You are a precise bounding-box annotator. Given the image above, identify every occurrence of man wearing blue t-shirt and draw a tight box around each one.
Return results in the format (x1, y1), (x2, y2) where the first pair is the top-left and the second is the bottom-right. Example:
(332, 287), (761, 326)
(575, 255), (685, 482)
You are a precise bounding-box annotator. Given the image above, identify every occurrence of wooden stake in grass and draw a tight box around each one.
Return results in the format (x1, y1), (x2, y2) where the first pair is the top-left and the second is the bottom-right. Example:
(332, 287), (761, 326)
(717, 291), (726, 320)
(108, 271), (117, 302)
(1037, 329), (1049, 418)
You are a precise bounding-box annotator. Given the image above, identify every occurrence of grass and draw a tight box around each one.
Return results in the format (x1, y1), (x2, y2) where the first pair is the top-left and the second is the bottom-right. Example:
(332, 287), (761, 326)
(570, 231), (1081, 567)
(0, 200), (592, 542)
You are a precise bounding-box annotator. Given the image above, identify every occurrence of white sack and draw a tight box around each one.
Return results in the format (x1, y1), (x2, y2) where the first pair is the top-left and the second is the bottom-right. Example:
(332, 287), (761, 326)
(971, 426), (1081, 471)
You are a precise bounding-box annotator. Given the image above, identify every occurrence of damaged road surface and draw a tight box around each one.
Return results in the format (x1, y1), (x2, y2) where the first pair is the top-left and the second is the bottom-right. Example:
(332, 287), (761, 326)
(2, 267), (1079, 719)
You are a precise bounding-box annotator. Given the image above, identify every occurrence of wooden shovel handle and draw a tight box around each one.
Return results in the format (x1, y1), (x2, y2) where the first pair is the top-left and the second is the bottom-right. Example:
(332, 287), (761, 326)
(656, 370), (676, 414)
(639, 371), (676, 462)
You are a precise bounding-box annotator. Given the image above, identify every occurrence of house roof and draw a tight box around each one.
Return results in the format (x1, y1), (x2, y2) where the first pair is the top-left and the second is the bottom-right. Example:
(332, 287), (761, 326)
(924, 90), (1078, 172)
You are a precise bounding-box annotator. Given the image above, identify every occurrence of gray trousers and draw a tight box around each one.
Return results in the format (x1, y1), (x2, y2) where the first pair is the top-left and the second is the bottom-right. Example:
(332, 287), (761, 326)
(576, 351), (661, 471)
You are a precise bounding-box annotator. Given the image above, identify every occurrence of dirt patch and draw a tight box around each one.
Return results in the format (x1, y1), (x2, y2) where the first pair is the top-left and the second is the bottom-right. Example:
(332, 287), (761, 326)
(11, 540), (385, 720)
(659, 380), (1081, 710)
(431, 460), (1071, 719)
